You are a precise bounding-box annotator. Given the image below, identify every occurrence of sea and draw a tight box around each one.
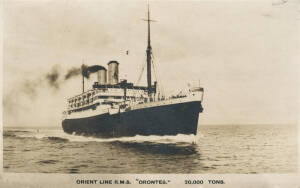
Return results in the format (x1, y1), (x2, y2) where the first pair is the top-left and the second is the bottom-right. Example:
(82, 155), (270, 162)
(3, 124), (298, 174)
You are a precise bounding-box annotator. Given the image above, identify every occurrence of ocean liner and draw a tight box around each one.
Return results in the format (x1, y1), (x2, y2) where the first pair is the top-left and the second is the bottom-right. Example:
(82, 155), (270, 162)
(62, 5), (204, 138)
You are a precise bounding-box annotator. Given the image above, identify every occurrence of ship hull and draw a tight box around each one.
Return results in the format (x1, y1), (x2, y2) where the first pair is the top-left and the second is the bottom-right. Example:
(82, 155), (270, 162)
(62, 101), (203, 138)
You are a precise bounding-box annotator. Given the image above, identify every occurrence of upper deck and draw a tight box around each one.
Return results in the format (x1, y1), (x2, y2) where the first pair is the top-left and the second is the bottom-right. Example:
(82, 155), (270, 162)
(67, 85), (150, 111)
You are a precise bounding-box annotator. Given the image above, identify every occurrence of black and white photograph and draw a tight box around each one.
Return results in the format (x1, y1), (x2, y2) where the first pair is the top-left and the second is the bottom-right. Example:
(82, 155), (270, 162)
(1, 0), (299, 187)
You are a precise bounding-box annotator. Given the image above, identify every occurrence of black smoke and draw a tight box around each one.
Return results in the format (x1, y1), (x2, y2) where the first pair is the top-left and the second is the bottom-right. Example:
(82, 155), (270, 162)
(44, 64), (106, 90)
(87, 65), (106, 73)
(22, 79), (39, 99)
(82, 64), (106, 79)
(65, 64), (106, 80)
(5, 64), (105, 103)
(4, 63), (108, 123)
(64, 67), (81, 80)
(45, 66), (60, 89)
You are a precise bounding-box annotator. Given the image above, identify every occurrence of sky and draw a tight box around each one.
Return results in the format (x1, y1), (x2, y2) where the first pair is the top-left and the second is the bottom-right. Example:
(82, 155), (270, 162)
(2, 0), (299, 127)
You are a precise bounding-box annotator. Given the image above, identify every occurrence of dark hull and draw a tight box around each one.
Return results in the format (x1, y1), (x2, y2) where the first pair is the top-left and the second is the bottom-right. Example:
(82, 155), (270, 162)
(62, 101), (203, 138)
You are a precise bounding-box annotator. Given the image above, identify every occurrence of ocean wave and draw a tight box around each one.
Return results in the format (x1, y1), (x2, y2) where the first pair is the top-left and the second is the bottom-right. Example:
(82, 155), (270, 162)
(46, 136), (69, 142)
(3, 132), (17, 138)
(38, 159), (59, 164)
(63, 132), (198, 144)
(6, 129), (200, 144)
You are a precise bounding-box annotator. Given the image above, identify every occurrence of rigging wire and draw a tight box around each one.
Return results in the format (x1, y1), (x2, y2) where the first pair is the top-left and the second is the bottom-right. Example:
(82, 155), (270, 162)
(151, 58), (160, 98)
(151, 52), (165, 97)
(135, 53), (147, 85)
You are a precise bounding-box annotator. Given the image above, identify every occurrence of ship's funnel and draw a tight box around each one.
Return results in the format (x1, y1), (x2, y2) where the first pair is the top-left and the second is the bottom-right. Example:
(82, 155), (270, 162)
(108, 61), (119, 85)
(97, 67), (107, 85)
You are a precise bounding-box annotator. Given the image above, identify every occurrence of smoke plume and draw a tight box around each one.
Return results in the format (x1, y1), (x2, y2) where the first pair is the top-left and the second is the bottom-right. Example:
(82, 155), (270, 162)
(65, 64), (106, 80)
(82, 64), (106, 79)
(64, 67), (81, 80)
(45, 66), (60, 89)
(5, 64), (105, 105)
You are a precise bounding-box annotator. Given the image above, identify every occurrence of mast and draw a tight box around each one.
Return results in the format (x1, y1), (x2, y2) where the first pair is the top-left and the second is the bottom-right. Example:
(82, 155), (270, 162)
(146, 3), (152, 96)
(81, 60), (85, 93)
(82, 73), (84, 93)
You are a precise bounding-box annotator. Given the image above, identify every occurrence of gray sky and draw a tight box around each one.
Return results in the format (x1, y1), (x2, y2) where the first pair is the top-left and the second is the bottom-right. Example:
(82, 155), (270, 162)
(2, 0), (299, 127)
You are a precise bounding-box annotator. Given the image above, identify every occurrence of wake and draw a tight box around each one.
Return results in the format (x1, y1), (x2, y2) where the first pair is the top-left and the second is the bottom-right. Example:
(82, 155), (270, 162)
(7, 128), (204, 144)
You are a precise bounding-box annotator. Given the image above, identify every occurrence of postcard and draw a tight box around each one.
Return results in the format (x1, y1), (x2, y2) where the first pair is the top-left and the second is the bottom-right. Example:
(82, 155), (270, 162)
(1, 0), (299, 187)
